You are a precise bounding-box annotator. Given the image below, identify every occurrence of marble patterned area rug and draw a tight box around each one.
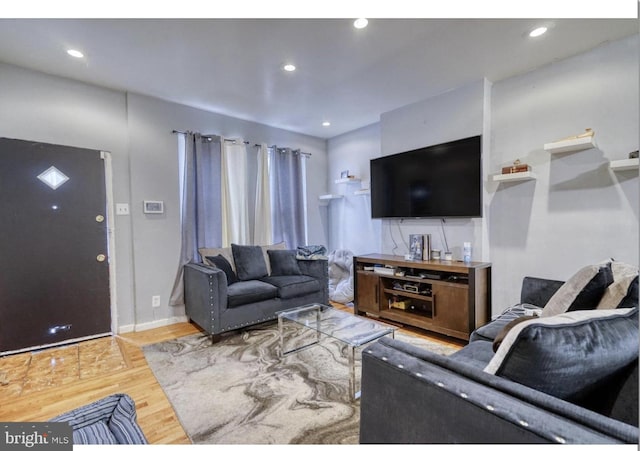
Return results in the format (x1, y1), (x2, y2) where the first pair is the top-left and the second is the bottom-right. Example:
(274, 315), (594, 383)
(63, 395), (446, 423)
(142, 322), (459, 445)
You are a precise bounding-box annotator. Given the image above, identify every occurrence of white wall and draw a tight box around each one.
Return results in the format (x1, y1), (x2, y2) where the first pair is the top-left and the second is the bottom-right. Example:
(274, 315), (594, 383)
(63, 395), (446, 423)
(325, 123), (381, 255)
(0, 63), (328, 331)
(489, 35), (639, 312)
(126, 93), (327, 326)
(325, 35), (639, 316)
(0, 62), (136, 328)
(378, 79), (491, 261)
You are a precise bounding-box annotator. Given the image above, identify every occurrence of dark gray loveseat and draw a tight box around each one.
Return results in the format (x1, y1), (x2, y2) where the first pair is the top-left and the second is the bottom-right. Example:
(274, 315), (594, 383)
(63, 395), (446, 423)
(360, 273), (639, 444)
(185, 245), (328, 342)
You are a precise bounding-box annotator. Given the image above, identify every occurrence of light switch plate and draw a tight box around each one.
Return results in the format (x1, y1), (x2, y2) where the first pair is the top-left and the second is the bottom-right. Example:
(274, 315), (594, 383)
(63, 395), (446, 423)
(116, 203), (130, 215)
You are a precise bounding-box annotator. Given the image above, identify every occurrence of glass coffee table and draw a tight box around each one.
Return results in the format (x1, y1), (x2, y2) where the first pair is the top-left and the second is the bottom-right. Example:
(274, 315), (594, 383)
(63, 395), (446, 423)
(277, 303), (397, 400)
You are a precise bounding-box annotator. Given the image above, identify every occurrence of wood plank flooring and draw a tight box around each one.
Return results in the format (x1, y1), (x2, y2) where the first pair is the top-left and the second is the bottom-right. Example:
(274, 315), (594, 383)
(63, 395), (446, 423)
(0, 302), (463, 444)
(0, 323), (197, 444)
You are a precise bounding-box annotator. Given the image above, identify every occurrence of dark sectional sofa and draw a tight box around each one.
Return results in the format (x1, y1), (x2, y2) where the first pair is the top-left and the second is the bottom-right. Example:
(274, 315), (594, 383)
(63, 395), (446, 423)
(185, 244), (328, 342)
(360, 270), (639, 444)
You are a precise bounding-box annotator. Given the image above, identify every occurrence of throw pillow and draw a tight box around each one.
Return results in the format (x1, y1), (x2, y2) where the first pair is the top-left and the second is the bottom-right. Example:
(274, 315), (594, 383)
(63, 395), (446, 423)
(598, 275), (639, 309)
(611, 261), (640, 280)
(492, 315), (537, 352)
(484, 308), (638, 402)
(260, 241), (287, 274)
(268, 250), (302, 276)
(540, 261), (613, 317)
(199, 247), (235, 271)
(231, 244), (269, 281)
(205, 254), (238, 285)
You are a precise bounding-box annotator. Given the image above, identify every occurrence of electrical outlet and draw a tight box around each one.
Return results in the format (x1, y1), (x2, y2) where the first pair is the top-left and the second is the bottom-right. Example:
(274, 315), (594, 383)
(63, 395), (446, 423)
(152, 295), (161, 308)
(116, 203), (130, 215)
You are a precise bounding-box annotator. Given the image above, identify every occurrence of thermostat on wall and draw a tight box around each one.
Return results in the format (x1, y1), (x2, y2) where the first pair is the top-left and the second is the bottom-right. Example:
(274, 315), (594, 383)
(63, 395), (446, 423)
(143, 200), (164, 214)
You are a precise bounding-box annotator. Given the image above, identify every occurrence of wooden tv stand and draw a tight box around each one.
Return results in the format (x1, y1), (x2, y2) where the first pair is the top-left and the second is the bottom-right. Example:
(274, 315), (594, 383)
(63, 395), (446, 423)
(353, 254), (491, 341)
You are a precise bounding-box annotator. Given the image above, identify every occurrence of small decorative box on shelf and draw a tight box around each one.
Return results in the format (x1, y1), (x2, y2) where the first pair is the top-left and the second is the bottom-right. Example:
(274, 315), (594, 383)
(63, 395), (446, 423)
(501, 159), (530, 174)
(491, 171), (536, 182)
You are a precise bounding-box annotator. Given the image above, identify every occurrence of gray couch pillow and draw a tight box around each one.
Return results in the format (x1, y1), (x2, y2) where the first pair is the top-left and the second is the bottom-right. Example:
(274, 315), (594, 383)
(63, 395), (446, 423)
(205, 254), (238, 285)
(485, 308), (639, 403)
(268, 250), (302, 276)
(541, 261), (613, 317)
(598, 275), (638, 309)
(231, 244), (268, 280)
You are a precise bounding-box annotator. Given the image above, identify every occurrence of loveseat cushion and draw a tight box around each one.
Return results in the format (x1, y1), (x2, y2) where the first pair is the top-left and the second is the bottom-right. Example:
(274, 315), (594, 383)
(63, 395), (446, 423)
(259, 275), (320, 299)
(268, 249), (302, 276)
(541, 261), (614, 317)
(227, 280), (278, 308)
(470, 304), (531, 342)
(448, 340), (495, 369)
(232, 244), (269, 280)
(260, 241), (287, 274)
(485, 308), (638, 405)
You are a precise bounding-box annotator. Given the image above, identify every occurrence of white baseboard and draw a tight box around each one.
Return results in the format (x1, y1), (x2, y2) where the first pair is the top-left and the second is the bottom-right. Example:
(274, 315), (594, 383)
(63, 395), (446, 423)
(118, 324), (135, 334)
(117, 315), (189, 334)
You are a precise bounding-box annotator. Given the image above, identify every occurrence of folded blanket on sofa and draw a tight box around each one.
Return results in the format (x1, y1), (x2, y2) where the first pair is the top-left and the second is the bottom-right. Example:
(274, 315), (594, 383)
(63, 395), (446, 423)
(296, 244), (328, 260)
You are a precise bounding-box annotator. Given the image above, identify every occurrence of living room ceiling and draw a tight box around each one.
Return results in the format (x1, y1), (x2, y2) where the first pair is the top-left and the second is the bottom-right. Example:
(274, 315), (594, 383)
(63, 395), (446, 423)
(0, 18), (637, 139)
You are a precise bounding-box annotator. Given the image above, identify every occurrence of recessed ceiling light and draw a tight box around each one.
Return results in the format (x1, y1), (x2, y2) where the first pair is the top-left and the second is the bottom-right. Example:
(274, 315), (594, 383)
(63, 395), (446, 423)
(529, 26), (548, 38)
(322, 121), (331, 127)
(354, 18), (368, 29)
(66, 49), (84, 58)
(283, 64), (296, 72)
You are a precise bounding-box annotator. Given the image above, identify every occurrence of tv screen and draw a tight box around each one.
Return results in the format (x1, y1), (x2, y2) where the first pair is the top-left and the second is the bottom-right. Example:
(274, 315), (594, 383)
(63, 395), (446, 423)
(370, 135), (482, 218)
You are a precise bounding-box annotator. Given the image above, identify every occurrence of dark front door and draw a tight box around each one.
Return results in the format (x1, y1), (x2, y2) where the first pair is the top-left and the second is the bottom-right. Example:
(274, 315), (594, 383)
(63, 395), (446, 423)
(0, 138), (111, 353)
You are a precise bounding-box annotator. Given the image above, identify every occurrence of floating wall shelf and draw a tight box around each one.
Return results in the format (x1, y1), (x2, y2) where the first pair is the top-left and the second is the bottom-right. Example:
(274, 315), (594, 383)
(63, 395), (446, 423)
(491, 171), (537, 182)
(354, 189), (370, 196)
(318, 194), (344, 200)
(610, 158), (639, 171)
(544, 136), (595, 154)
(335, 177), (361, 184)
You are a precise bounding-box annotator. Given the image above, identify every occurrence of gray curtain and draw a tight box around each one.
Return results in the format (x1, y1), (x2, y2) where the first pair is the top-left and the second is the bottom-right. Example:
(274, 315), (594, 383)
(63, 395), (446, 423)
(169, 133), (222, 306)
(270, 149), (305, 248)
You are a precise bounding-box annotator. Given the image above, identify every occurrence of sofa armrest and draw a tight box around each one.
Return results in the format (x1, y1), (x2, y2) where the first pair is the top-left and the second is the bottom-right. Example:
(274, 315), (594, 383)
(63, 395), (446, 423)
(297, 258), (329, 304)
(360, 338), (637, 444)
(184, 263), (228, 334)
(520, 276), (564, 308)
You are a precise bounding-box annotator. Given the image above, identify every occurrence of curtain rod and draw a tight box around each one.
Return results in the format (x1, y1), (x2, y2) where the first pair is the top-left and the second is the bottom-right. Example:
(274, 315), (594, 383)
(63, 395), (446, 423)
(172, 129), (218, 139)
(172, 130), (311, 157)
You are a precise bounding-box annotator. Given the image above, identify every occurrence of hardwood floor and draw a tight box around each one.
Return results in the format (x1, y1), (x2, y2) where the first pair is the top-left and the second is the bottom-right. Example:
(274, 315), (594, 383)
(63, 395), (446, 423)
(0, 302), (463, 444)
(0, 323), (198, 444)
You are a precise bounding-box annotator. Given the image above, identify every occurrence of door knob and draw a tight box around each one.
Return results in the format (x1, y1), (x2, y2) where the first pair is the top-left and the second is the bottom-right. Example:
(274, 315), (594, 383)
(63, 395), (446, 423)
(96, 254), (106, 262)
(96, 215), (105, 223)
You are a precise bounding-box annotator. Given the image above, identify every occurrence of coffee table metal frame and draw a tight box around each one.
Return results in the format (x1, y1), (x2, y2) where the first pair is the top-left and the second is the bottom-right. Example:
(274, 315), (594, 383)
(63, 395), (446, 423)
(277, 303), (396, 400)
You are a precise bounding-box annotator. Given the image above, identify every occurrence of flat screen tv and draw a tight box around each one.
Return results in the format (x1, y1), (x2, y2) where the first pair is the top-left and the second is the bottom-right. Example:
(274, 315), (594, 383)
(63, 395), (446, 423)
(370, 135), (482, 218)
